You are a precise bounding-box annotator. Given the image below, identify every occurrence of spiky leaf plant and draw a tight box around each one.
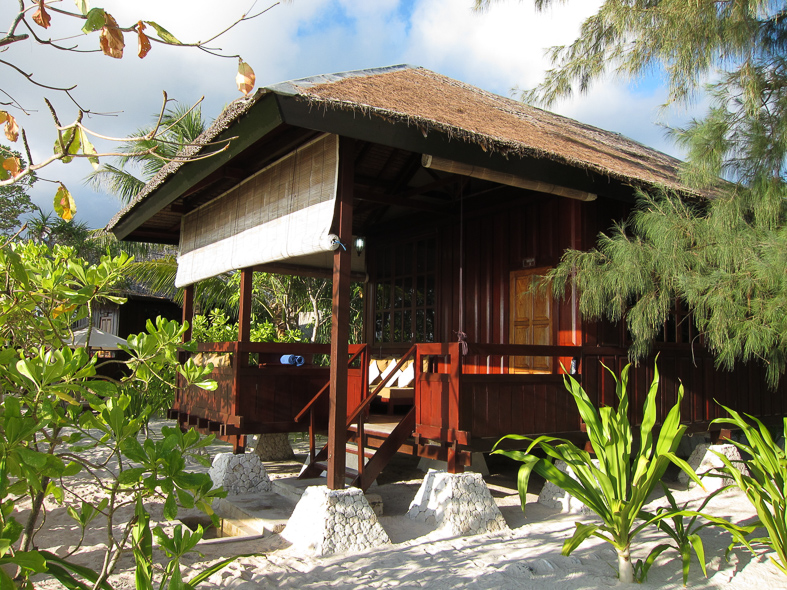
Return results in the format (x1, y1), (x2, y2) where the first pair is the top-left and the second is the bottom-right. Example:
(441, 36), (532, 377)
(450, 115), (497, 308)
(711, 408), (787, 575)
(493, 363), (703, 583)
(636, 483), (756, 585)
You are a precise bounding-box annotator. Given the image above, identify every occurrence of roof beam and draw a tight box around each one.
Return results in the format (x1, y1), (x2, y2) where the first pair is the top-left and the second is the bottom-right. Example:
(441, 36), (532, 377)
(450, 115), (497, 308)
(355, 189), (444, 212)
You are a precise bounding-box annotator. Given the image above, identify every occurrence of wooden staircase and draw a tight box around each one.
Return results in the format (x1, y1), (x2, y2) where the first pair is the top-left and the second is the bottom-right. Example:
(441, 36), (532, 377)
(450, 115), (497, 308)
(299, 407), (416, 491)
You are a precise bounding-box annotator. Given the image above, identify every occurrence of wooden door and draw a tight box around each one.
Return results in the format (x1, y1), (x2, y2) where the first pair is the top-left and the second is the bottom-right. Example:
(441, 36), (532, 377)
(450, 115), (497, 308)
(510, 268), (553, 373)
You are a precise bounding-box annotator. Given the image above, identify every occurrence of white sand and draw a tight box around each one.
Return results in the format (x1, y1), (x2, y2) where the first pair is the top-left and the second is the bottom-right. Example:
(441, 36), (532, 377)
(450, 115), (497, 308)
(21, 422), (787, 590)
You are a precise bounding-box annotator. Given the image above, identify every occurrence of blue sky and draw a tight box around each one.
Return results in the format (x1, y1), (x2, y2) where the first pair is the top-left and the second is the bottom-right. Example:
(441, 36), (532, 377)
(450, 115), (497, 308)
(3, 0), (700, 230)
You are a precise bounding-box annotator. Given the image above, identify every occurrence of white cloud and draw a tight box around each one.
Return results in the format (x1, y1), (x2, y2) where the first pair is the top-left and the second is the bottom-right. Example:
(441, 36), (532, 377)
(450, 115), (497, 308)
(405, 0), (601, 95)
(2, 0), (692, 230)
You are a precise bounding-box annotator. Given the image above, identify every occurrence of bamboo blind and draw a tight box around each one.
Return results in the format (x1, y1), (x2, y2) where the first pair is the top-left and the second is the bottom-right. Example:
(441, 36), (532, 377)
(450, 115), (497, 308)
(175, 134), (339, 287)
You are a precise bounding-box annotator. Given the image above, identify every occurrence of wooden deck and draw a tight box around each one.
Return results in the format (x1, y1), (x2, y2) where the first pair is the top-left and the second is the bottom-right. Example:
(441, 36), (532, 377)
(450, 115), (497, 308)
(172, 340), (787, 459)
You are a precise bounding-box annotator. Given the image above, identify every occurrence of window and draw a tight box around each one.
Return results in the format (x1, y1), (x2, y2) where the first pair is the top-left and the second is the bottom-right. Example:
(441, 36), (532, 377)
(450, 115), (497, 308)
(373, 236), (436, 344)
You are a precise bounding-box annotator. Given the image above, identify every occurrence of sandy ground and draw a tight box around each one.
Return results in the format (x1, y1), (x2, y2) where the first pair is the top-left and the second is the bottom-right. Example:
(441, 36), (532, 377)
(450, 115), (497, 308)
(21, 420), (787, 590)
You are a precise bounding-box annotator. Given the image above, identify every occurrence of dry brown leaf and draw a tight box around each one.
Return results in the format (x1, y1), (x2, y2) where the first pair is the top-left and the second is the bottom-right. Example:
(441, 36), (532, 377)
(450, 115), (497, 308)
(2, 157), (22, 177)
(3, 113), (19, 142)
(32, 0), (51, 28)
(100, 13), (124, 59)
(137, 21), (151, 59)
(236, 59), (256, 96)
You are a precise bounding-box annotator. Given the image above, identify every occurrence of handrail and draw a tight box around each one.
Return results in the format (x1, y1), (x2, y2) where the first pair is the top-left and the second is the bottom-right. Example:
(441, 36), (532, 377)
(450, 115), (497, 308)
(345, 343), (417, 428)
(194, 341), (333, 354)
(294, 345), (367, 423)
(466, 343), (582, 357)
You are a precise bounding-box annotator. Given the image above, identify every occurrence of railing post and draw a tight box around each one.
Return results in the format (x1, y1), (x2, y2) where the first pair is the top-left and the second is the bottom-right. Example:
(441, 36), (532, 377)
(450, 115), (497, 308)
(449, 342), (461, 436)
(309, 408), (316, 464)
(357, 417), (364, 479)
(237, 267), (253, 370)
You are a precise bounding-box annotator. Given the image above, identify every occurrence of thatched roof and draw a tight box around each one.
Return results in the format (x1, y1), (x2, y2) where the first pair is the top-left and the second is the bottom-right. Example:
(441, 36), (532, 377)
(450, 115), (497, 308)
(271, 65), (683, 190)
(108, 64), (687, 236)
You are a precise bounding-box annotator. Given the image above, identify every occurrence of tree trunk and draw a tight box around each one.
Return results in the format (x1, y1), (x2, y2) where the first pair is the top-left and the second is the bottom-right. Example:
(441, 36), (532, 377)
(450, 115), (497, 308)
(617, 545), (634, 583)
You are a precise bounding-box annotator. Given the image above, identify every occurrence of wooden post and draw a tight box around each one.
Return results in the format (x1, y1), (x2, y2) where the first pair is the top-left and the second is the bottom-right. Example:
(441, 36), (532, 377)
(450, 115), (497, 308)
(229, 268), (253, 455)
(327, 137), (354, 489)
(182, 285), (194, 343)
(238, 267), (253, 367)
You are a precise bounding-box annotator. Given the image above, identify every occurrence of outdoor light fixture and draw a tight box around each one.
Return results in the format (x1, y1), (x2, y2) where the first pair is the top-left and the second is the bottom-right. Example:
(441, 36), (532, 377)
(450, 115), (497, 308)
(354, 236), (366, 256)
(422, 154), (597, 202)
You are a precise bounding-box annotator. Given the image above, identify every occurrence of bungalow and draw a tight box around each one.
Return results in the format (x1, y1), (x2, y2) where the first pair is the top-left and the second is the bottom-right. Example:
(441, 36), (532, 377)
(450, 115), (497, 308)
(107, 65), (786, 491)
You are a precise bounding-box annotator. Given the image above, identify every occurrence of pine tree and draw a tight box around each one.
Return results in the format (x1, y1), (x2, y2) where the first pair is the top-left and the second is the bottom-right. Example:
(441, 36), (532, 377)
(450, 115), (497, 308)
(477, 0), (787, 385)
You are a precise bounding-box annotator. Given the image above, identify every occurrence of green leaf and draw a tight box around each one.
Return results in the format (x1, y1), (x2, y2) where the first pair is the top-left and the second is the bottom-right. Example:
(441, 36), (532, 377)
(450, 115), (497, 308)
(689, 533), (707, 579)
(187, 553), (259, 587)
(636, 544), (670, 582)
(562, 522), (602, 555)
(163, 493), (178, 521)
(62, 461), (83, 477)
(78, 128), (99, 170)
(0, 568), (14, 590)
(144, 21), (181, 44)
(81, 8), (106, 33)
(37, 550), (114, 590)
(117, 467), (147, 486)
(0, 550), (46, 572)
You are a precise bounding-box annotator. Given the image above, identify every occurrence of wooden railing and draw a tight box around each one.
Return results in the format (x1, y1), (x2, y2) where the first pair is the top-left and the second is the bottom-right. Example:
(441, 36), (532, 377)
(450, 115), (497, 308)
(345, 344), (417, 482)
(413, 343), (585, 442)
(292, 344), (368, 465)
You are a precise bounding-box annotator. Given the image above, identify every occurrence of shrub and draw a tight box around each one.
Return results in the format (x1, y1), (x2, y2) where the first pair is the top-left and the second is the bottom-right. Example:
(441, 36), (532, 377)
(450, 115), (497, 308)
(711, 408), (787, 575)
(0, 239), (234, 588)
(493, 363), (703, 583)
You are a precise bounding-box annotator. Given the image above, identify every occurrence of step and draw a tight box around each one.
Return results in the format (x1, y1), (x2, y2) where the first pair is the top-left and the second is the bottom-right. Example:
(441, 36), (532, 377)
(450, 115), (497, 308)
(212, 492), (297, 536)
(272, 477), (384, 516)
(347, 414), (405, 438)
(345, 442), (376, 459)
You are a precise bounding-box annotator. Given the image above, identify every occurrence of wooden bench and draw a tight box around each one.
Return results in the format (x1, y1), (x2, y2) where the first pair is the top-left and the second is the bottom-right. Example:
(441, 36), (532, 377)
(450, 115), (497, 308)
(370, 358), (415, 414)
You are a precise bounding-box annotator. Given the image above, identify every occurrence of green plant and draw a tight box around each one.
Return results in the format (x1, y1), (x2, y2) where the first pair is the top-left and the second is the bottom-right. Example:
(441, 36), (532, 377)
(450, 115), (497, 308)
(0, 239), (240, 589)
(493, 363), (703, 583)
(711, 408), (787, 575)
(635, 483), (755, 585)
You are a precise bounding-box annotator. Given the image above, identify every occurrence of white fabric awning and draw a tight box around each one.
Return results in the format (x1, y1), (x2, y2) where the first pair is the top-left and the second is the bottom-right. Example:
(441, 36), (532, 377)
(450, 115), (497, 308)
(69, 328), (127, 350)
(175, 134), (342, 287)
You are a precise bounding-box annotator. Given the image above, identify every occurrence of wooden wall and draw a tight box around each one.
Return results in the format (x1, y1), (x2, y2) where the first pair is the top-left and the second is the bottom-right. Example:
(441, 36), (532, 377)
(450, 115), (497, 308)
(368, 189), (787, 436)
(433, 191), (594, 372)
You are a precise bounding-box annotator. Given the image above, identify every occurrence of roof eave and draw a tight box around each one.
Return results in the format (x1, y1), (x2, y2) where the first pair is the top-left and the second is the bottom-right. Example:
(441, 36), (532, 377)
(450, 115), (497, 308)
(110, 92), (284, 241)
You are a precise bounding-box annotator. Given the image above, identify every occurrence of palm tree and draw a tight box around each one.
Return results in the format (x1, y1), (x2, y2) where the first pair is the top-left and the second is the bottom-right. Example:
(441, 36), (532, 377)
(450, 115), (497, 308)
(85, 102), (208, 204)
(83, 102), (229, 306)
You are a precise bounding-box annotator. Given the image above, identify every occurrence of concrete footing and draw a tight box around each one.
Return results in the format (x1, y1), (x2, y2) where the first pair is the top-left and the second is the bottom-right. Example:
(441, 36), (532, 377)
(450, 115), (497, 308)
(209, 452), (272, 495)
(538, 460), (596, 515)
(407, 471), (508, 537)
(678, 443), (749, 492)
(253, 433), (295, 461)
(416, 452), (490, 476)
(281, 485), (390, 556)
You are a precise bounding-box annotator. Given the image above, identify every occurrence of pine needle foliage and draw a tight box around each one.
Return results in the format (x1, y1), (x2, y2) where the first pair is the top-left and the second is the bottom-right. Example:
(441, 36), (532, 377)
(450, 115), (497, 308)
(477, 0), (787, 385)
(550, 189), (787, 385)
